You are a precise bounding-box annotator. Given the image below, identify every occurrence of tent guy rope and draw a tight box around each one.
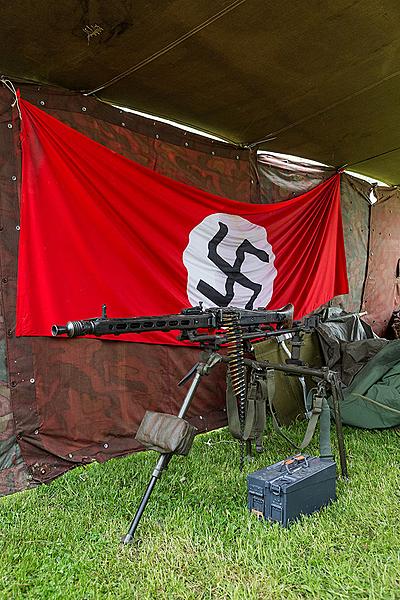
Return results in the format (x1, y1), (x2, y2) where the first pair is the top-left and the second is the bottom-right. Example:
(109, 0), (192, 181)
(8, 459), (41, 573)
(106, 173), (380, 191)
(0, 77), (22, 119)
(85, 0), (247, 96)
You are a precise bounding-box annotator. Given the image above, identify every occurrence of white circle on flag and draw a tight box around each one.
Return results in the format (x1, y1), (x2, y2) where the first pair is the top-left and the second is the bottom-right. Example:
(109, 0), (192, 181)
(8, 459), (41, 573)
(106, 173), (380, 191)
(183, 213), (277, 309)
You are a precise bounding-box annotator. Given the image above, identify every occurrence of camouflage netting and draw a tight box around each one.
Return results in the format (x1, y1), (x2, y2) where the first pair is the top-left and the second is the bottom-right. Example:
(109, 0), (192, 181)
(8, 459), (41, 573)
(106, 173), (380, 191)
(0, 84), (387, 496)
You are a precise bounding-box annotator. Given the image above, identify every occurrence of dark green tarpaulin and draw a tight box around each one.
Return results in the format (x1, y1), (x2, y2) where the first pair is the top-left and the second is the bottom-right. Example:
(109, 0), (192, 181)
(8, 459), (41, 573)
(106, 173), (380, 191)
(340, 341), (400, 429)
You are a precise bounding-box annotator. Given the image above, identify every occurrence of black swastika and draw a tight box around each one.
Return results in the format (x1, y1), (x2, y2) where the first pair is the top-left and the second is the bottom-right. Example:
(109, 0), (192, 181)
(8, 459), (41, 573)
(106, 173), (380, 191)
(196, 221), (269, 309)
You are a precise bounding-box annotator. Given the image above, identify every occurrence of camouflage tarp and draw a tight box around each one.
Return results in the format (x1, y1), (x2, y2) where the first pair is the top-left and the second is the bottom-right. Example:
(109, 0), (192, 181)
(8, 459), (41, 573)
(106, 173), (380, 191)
(258, 155), (371, 313)
(0, 84), (378, 495)
(0, 83), (253, 493)
(362, 187), (400, 336)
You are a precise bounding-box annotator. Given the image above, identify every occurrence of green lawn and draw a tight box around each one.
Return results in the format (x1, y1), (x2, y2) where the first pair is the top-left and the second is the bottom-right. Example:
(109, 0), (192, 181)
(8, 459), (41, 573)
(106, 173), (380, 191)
(0, 425), (399, 599)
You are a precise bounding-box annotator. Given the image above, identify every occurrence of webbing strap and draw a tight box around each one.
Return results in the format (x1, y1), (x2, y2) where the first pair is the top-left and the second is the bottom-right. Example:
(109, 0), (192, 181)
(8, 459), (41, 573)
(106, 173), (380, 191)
(243, 380), (257, 440)
(226, 373), (241, 439)
(300, 395), (323, 449)
(226, 373), (256, 441)
(266, 370), (328, 451)
(253, 378), (267, 447)
(228, 367), (329, 452)
(226, 372), (267, 442)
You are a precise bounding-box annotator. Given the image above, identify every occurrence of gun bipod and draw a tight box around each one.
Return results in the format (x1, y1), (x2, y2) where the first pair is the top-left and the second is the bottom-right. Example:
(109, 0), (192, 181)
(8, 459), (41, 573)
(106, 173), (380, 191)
(122, 350), (223, 544)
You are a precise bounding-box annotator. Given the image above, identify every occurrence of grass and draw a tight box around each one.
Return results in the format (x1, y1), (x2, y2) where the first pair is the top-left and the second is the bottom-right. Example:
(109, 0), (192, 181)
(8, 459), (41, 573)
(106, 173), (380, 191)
(0, 424), (399, 599)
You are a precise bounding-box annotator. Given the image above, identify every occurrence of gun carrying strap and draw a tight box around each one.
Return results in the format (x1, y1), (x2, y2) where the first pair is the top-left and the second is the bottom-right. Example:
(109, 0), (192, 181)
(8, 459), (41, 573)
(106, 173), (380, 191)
(266, 369), (331, 453)
(300, 393), (323, 448)
(303, 388), (332, 457)
(226, 369), (267, 442)
(227, 365), (332, 452)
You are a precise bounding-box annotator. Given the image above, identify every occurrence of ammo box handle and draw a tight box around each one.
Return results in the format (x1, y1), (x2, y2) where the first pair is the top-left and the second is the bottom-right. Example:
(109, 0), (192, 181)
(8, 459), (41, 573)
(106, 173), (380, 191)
(283, 454), (309, 473)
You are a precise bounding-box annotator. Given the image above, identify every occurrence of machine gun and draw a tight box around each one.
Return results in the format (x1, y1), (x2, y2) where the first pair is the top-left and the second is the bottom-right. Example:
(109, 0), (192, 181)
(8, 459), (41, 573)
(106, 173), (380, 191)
(52, 303), (296, 541)
(51, 302), (294, 339)
(52, 303), (347, 543)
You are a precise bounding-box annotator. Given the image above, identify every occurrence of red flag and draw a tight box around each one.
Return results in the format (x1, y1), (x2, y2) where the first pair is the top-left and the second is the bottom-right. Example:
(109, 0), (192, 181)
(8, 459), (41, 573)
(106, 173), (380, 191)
(16, 99), (348, 345)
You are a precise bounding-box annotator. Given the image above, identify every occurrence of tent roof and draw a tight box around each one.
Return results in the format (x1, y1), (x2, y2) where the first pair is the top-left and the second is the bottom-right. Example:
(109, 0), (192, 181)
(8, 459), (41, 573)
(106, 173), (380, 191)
(2, 1), (400, 184)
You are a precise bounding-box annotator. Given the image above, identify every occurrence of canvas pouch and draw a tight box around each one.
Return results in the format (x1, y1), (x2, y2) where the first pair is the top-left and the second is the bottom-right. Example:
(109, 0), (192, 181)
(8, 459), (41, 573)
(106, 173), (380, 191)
(135, 411), (197, 455)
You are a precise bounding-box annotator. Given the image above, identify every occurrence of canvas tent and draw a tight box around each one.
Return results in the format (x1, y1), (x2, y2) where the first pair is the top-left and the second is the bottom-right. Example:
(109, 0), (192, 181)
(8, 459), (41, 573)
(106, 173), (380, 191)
(2, 1), (400, 184)
(0, 2), (399, 495)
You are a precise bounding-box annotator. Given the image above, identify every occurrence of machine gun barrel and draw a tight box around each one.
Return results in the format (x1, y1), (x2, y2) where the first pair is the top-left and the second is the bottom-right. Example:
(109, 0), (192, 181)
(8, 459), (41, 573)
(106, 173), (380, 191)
(51, 304), (294, 338)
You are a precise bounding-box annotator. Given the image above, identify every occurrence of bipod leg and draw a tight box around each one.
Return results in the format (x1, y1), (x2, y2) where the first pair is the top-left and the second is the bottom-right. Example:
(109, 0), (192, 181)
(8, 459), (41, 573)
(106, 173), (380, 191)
(122, 453), (170, 544)
(330, 374), (348, 479)
(122, 352), (221, 544)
